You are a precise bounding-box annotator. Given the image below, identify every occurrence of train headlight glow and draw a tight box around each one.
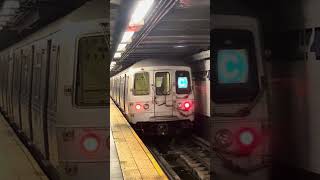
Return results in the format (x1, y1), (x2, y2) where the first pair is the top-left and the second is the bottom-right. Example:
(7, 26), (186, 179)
(215, 129), (233, 148)
(235, 128), (260, 153)
(177, 101), (192, 111)
(81, 134), (100, 153)
(184, 102), (190, 109)
(135, 104), (141, 110)
(239, 130), (254, 146)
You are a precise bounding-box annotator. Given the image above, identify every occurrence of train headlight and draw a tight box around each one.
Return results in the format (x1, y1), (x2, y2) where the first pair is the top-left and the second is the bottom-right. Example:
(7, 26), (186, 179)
(81, 134), (100, 153)
(184, 102), (190, 109)
(178, 101), (192, 111)
(215, 129), (233, 148)
(135, 104), (141, 110)
(235, 128), (259, 153)
(239, 130), (254, 146)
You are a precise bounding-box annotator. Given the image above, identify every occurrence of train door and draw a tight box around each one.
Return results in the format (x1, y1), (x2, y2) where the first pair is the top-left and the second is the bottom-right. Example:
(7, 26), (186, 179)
(123, 74), (127, 110)
(153, 70), (173, 117)
(32, 40), (51, 159)
(0, 57), (3, 108)
(7, 55), (14, 120)
(20, 47), (33, 140)
(42, 39), (52, 159)
(47, 40), (60, 163)
(3, 56), (9, 114)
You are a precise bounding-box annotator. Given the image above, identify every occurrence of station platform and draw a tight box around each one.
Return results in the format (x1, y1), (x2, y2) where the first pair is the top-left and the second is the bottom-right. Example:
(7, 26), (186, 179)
(0, 115), (48, 180)
(110, 99), (168, 180)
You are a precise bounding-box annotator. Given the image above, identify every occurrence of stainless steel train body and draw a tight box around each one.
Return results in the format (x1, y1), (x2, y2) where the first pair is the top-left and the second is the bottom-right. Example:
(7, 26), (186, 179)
(0, 0), (109, 179)
(110, 59), (195, 135)
(189, 50), (211, 138)
(212, 15), (270, 179)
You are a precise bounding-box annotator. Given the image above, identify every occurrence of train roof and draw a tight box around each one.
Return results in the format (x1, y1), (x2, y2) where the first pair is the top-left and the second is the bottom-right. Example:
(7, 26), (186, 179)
(130, 59), (189, 68)
(112, 59), (190, 77)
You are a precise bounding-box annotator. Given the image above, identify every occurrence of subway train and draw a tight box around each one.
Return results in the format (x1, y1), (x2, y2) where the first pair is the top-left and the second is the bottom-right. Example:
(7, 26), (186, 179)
(110, 59), (195, 135)
(211, 14), (271, 179)
(0, 0), (109, 180)
(189, 50), (211, 139)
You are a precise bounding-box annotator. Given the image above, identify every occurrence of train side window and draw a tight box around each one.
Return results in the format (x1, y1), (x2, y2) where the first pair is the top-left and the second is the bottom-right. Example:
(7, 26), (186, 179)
(305, 28), (312, 46)
(310, 27), (320, 60)
(76, 35), (108, 106)
(155, 72), (170, 95)
(133, 72), (149, 95)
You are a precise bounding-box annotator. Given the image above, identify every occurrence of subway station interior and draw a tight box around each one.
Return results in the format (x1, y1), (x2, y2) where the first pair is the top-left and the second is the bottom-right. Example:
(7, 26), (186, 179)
(0, 0), (320, 180)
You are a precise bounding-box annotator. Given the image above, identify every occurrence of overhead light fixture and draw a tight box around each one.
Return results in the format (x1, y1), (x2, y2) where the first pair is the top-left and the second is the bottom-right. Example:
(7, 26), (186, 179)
(117, 44), (127, 52)
(2, 0), (20, 9)
(0, 16), (11, 22)
(121, 31), (134, 43)
(174, 45), (186, 48)
(1, 8), (16, 16)
(114, 52), (122, 59)
(129, 0), (154, 26)
(110, 61), (117, 70)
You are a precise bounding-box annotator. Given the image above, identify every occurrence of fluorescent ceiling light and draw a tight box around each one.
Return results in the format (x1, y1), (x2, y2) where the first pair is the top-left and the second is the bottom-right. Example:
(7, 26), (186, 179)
(174, 45), (186, 48)
(0, 16), (11, 22)
(3, 0), (20, 9)
(110, 61), (117, 70)
(1, 8), (15, 15)
(130, 0), (154, 25)
(114, 52), (122, 59)
(121, 31), (134, 43)
(117, 44), (127, 52)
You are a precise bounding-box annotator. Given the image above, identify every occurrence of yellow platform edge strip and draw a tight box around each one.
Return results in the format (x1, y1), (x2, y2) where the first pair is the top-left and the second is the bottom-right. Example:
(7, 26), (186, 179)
(129, 126), (168, 179)
(110, 99), (169, 180)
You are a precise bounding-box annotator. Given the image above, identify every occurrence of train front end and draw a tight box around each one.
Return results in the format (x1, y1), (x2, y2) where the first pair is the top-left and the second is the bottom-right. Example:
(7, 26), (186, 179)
(128, 65), (195, 136)
(212, 15), (271, 178)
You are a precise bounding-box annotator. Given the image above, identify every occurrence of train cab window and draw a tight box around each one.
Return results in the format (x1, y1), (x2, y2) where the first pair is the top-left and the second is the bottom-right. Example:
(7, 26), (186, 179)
(155, 72), (170, 95)
(134, 72), (149, 95)
(176, 71), (191, 94)
(212, 29), (259, 103)
(76, 35), (108, 106)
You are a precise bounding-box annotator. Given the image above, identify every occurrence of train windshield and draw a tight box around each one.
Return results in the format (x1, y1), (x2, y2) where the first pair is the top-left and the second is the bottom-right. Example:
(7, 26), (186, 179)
(212, 29), (259, 103)
(76, 35), (108, 106)
(155, 72), (170, 95)
(134, 72), (150, 95)
(176, 71), (191, 94)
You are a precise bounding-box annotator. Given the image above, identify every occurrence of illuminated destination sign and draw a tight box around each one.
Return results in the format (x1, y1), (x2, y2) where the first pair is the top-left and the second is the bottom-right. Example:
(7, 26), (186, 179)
(217, 49), (249, 84)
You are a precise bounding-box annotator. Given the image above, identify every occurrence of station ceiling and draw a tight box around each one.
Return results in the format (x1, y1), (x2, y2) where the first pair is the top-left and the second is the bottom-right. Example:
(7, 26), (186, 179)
(110, 0), (210, 75)
(0, 0), (89, 50)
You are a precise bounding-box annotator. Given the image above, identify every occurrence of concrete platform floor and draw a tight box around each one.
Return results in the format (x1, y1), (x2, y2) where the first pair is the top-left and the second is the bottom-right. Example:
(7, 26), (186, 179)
(0, 115), (48, 180)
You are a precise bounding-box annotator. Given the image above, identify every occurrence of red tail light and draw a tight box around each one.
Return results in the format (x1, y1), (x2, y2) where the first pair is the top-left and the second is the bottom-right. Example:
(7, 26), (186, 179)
(81, 133), (100, 153)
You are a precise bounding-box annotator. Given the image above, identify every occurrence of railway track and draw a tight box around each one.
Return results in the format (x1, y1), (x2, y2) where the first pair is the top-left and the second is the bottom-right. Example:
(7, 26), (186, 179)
(146, 135), (211, 180)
